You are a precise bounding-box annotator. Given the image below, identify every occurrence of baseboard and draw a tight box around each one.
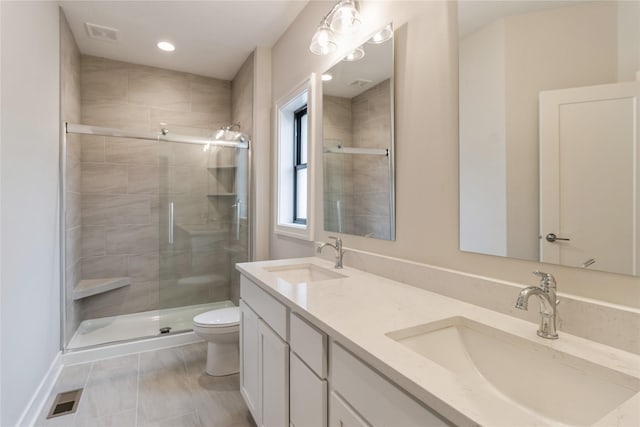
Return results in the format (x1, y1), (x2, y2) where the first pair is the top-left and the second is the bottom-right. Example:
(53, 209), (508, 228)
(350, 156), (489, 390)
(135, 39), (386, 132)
(63, 331), (203, 365)
(15, 351), (63, 427)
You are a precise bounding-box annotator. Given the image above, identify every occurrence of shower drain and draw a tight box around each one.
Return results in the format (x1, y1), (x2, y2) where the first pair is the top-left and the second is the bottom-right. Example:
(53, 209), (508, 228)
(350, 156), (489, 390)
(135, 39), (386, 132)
(160, 326), (172, 334)
(47, 389), (82, 419)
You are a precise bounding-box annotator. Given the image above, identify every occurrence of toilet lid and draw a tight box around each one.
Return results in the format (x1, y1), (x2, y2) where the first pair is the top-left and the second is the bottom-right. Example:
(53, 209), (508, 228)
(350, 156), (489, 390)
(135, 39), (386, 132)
(193, 306), (240, 327)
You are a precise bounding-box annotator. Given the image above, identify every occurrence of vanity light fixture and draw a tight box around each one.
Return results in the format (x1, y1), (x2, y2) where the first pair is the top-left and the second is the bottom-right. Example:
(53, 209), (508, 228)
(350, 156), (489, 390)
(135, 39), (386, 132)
(309, 0), (361, 55)
(367, 23), (392, 44)
(343, 46), (365, 61)
(157, 41), (175, 52)
(321, 73), (333, 81)
(309, 21), (337, 55)
(329, 0), (361, 34)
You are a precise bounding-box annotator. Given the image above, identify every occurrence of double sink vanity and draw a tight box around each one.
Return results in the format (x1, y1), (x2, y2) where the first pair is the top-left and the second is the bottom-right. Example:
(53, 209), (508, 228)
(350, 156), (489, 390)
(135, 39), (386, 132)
(236, 257), (640, 427)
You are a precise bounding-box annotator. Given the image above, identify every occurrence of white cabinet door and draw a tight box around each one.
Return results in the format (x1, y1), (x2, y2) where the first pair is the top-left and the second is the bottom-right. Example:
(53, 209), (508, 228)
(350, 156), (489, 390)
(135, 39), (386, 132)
(240, 301), (260, 424)
(331, 343), (448, 427)
(259, 319), (289, 427)
(329, 392), (369, 427)
(290, 352), (327, 427)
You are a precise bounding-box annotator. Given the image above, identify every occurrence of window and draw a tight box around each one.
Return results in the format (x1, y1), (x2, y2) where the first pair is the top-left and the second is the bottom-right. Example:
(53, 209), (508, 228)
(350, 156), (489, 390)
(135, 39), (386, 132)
(293, 106), (308, 224)
(274, 79), (314, 241)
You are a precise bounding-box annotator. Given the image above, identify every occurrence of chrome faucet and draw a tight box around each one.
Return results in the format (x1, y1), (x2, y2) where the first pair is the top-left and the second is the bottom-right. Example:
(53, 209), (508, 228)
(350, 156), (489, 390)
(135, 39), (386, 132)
(515, 271), (559, 339)
(317, 236), (345, 269)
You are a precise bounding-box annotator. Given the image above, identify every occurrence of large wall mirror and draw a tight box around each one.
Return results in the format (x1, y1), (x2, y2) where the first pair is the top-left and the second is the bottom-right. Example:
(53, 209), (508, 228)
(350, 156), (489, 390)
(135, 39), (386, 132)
(458, 1), (640, 276)
(322, 23), (395, 240)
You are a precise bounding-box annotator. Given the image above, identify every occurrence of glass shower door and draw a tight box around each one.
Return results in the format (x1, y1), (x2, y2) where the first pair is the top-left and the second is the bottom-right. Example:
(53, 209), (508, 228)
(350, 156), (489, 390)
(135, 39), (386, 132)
(158, 140), (249, 335)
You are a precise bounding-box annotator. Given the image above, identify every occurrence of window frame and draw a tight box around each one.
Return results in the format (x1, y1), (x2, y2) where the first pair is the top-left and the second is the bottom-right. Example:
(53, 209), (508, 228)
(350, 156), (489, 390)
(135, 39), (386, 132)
(293, 105), (308, 225)
(273, 76), (315, 242)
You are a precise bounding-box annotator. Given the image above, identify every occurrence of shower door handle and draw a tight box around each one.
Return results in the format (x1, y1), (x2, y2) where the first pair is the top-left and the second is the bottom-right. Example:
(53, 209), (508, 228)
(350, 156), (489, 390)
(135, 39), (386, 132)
(232, 200), (241, 241)
(169, 202), (174, 245)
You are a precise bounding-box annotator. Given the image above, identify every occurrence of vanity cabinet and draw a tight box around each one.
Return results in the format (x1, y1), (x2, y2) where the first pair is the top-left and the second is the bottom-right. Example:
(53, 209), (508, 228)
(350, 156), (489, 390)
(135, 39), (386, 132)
(330, 343), (449, 427)
(240, 278), (289, 427)
(329, 392), (368, 427)
(290, 313), (328, 427)
(239, 273), (449, 427)
(239, 301), (259, 419)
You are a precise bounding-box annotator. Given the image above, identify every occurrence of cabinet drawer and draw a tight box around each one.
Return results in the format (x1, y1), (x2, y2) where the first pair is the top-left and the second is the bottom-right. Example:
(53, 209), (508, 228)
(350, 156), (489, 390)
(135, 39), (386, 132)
(329, 392), (368, 427)
(290, 312), (327, 378)
(290, 352), (327, 427)
(331, 343), (449, 427)
(241, 275), (287, 340)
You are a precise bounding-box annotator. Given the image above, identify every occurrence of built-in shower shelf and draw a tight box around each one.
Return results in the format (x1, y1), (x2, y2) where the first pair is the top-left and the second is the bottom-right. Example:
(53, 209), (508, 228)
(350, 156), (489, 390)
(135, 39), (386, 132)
(177, 274), (226, 287)
(73, 277), (130, 300)
(207, 165), (236, 170)
(207, 193), (237, 197)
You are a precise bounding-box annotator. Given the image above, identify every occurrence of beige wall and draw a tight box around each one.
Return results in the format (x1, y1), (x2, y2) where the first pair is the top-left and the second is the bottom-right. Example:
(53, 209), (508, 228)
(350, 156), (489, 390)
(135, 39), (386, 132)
(61, 11), (82, 342)
(270, 1), (640, 307)
(78, 56), (234, 318)
(504, 1), (618, 260)
(230, 52), (254, 304)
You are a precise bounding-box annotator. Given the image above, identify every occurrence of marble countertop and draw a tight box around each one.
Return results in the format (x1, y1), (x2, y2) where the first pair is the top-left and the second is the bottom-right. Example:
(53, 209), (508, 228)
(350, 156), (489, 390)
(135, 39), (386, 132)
(236, 257), (640, 427)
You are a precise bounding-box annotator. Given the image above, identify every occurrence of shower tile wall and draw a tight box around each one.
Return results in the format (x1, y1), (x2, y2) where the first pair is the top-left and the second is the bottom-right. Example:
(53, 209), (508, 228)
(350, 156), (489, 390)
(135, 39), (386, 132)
(323, 95), (354, 233)
(351, 79), (391, 239)
(322, 79), (391, 239)
(61, 13), (82, 340)
(78, 55), (232, 319)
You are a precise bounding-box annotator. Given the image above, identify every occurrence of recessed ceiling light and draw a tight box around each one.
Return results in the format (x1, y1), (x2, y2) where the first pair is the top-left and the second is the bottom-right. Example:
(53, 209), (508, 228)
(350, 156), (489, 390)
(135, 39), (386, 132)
(321, 74), (333, 81)
(157, 41), (175, 52)
(343, 46), (365, 62)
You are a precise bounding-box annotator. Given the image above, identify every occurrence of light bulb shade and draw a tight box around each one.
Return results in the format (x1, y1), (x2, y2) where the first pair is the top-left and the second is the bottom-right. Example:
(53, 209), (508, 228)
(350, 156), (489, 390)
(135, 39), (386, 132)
(368, 24), (393, 44)
(309, 24), (337, 55)
(343, 46), (365, 62)
(329, 0), (361, 34)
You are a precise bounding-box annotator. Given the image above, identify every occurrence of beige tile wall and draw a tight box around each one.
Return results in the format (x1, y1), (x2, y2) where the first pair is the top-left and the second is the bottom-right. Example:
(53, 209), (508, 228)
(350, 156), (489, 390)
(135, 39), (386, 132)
(351, 79), (392, 239)
(61, 12), (82, 342)
(323, 95), (354, 233)
(78, 55), (235, 319)
(322, 79), (392, 239)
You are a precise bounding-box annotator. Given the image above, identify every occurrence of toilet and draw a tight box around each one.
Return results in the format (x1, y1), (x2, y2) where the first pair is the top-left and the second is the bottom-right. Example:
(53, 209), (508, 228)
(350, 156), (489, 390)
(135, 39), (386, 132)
(192, 306), (240, 376)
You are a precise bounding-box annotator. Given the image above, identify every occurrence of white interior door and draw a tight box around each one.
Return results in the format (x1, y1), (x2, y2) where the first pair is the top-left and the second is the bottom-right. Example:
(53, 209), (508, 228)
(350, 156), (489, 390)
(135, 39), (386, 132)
(539, 81), (639, 275)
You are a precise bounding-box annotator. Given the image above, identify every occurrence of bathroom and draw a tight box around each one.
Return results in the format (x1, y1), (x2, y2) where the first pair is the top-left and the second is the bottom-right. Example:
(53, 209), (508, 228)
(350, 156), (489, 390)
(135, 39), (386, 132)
(1, 0), (639, 426)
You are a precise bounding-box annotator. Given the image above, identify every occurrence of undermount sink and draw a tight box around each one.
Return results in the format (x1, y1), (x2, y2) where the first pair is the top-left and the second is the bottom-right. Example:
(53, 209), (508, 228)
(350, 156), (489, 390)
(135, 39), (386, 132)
(264, 263), (346, 285)
(387, 317), (640, 425)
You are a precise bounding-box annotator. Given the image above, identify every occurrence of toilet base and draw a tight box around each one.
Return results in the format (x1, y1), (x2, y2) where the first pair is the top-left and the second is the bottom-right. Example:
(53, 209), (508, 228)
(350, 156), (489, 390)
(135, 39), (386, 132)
(205, 341), (239, 376)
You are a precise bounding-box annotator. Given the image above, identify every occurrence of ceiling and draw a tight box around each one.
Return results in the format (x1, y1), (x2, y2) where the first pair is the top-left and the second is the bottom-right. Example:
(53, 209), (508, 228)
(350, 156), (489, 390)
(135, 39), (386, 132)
(323, 34), (393, 99)
(59, 1), (309, 80)
(458, 0), (586, 38)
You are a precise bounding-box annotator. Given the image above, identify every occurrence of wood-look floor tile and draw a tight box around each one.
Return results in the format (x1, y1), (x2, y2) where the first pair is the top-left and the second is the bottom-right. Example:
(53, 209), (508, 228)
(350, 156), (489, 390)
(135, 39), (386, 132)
(74, 354), (139, 421)
(139, 411), (202, 427)
(74, 409), (136, 427)
(137, 347), (195, 425)
(36, 362), (92, 426)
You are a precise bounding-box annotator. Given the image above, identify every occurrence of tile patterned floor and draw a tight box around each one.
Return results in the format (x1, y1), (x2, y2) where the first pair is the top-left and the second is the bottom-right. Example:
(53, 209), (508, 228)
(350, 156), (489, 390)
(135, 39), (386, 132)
(36, 342), (255, 427)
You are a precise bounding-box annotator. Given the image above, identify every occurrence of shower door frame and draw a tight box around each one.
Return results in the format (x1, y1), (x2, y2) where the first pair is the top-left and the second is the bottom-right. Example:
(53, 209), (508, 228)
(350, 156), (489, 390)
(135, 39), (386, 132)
(60, 122), (253, 352)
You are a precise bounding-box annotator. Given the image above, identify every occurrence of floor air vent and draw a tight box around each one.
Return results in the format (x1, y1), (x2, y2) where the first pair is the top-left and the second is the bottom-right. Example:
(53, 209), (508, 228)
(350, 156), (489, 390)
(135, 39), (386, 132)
(47, 389), (82, 419)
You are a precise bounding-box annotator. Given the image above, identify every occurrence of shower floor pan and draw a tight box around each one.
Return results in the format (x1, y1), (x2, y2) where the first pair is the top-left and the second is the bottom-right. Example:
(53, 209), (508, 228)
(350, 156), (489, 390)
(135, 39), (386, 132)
(68, 300), (235, 349)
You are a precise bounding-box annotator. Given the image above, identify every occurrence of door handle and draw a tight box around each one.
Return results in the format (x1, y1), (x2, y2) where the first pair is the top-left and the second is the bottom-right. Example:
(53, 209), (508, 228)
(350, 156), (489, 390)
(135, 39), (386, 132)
(545, 233), (570, 243)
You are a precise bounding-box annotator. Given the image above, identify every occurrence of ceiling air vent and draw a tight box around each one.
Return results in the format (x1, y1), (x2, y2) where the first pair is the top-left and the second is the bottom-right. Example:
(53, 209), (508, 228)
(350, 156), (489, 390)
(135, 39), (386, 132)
(85, 23), (119, 42)
(348, 78), (372, 88)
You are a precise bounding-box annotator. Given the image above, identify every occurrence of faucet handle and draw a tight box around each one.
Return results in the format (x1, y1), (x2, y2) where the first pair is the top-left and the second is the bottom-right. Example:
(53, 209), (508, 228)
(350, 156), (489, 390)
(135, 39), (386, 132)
(533, 271), (556, 289)
(328, 236), (340, 242)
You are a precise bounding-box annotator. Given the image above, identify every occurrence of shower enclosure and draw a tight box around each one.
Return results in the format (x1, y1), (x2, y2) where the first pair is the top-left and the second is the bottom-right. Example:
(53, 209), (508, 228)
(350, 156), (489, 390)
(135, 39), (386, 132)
(61, 123), (251, 351)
